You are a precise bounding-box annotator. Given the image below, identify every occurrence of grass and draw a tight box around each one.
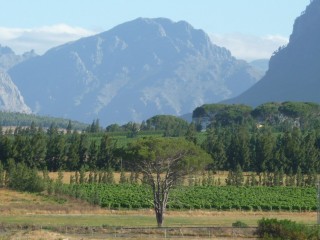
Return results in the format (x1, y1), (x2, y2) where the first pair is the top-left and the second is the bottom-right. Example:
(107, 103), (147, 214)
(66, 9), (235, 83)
(0, 188), (317, 228)
(48, 171), (231, 185)
(0, 188), (317, 240)
(1, 211), (316, 227)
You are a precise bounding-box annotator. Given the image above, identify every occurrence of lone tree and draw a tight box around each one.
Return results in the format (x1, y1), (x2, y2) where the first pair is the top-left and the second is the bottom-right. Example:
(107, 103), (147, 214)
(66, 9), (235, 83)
(127, 137), (211, 227)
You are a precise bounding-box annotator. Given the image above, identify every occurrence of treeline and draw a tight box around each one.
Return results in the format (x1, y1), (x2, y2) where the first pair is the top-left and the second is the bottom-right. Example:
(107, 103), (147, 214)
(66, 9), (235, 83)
(0, 101), (320, 177)
(193, 102), (320, 131)
(0, 120), (319, 178)
(0, 111), (88, 130)
(105, 115), (189, 137)
(202, 125), (320, 175)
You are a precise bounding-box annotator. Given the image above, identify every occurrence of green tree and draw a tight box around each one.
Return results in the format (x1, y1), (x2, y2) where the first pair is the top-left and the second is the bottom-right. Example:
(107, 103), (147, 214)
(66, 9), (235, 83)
(106, 167), (115, 184)
(185, 123), (197, 145)
(0, 162), (4, 187)
(302, 131), (319, 172)
(88, 119), (101, 133)
(79, 166), (86, 184)
(66, 120), (73, 134)
(146, 115), (189, 137)
(119, 168), (127, 184)
(7, 162), (44, 192)
(30, 129), (47, 169)
(126, 137), (211, 227)
(78, 133), (89, 168)
(66, 132), (80, 170)
(226, 126), (250, 171)
(97, 134), (117, 170)
(125, 122), (140, 138)
(46, 125), (66, 171)
(88, 140), (98, 170)
(254, 128), (275, 173)
(201, 128), (227, 170)
(0, 134), (13, 167)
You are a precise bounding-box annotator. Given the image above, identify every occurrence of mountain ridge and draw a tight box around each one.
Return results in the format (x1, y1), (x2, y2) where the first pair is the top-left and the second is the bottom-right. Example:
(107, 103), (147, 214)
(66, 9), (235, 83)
(223, 0), (320, 106)
(9, 18), (263, 125)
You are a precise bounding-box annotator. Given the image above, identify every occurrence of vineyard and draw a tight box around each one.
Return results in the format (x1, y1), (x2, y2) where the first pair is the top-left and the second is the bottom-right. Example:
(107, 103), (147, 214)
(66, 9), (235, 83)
(61, 184), (317, 212)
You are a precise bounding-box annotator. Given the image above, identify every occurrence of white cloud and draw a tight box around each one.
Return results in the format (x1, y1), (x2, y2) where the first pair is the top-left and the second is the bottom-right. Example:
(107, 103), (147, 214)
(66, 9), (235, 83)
(0, 24), (96, 55)
(0, 25), (289, 62)
(210, 33), (289, 61)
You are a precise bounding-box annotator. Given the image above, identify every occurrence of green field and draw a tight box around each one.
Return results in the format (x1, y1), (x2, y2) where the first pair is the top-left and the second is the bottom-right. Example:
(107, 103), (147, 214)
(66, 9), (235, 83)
(62, 184), (317, 212)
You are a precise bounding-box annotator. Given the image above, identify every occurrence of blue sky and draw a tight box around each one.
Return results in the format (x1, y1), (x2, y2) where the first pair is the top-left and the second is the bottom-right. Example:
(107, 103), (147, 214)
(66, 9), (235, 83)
(0, 0), (311, 60)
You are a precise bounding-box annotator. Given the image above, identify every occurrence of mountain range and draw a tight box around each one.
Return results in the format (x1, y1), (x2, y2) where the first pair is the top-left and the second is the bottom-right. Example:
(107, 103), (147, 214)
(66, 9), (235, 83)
(0, 45), (34, 113)
(7, 18), (263, 125)
(224, 0), (320, 106)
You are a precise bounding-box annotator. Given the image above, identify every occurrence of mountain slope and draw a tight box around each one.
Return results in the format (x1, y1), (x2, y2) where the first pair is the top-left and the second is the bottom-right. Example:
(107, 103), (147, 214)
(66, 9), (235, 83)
(224, 0), (320, 106)
(0, 71), (31, 113)
(0, 45), (36, 71)
(9, 18), (263, 125)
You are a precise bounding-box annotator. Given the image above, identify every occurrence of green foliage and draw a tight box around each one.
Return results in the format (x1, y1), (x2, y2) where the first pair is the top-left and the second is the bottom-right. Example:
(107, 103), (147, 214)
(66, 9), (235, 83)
(251, 102), (281, 120)
(0, 111), (87, 130)
(7, 162), (44, 192)
(193, 104), (253, 127)
(226, 164), (244, 186)
(1, 105), (320, 178)
(60, 184), (317, 212)
(126, 137), (211, 226)
(0, 161), (4, 187)
(279, 102), (320, 118)
(256, 218), (320, 240)
(193, 104), (228, 118)
(126, 137), (211, 178)
(97, 134), (117, 169)
(194, 102), (320, 131)
(87, 119), (101, 133)
(232, 221), (249, 228)
(145, 115), (189, 137)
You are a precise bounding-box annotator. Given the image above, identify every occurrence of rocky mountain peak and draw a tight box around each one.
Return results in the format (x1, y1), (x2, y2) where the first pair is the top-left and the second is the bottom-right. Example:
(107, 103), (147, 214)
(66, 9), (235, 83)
(9, 18), (263, 125)
(290, 0), (320, 44)
(0, 45), (15, 55)
(224, 0), (320, 107)
(0, 45), (37, 71)
(0, 71), (31, 113)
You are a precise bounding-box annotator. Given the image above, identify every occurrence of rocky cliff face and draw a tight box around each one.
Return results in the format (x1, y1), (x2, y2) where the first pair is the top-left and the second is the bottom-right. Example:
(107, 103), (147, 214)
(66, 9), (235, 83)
(9, 18), (263, 125)
(0, 45), (36, 71)
(0, 71), (31, 113)
(224, 0), (320, 106)
(0, 45), (34, 113)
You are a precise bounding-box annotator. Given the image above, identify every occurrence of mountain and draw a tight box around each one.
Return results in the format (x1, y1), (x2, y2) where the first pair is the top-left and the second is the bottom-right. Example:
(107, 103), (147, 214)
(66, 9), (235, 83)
(0, 45), (37, 71)
(9, 18), (263, 125)
(249, 59), (269, 74)
(0, 45), (36, 114)
(0, 71), (31, 113)
(224, 0), (320, 106)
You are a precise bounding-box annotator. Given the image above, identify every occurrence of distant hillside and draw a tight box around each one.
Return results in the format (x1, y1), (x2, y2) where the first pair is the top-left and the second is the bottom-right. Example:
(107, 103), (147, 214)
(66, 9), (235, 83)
(193, 102), (320, 130)
(224, 0), (320, 106)
(249, 59), (269, 74)
(9, 18), (263, 125)
(0, 111), (88, 130)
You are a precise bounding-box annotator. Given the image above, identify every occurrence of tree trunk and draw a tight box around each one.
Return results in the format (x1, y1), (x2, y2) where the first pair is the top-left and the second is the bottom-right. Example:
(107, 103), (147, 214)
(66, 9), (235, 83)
(155, 210), (163, 227)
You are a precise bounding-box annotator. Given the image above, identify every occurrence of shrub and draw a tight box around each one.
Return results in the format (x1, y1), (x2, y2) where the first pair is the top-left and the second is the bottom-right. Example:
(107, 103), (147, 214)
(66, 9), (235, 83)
(232, 221), (248, 228)
(256, 218), (319, 240)
(7, 162), (44, 193)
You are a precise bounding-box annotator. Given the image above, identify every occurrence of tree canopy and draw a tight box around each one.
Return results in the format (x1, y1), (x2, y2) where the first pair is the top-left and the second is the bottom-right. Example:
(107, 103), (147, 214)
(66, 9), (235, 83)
(126, 137), (211, 227)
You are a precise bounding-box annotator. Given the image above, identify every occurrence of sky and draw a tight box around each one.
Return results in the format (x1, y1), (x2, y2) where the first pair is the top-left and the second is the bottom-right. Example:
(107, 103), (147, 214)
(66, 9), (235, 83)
(0, 0), (311, 61)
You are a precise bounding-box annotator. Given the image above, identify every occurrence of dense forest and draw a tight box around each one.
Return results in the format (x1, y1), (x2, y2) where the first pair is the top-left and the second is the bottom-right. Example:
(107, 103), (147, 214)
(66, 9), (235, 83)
(0, 102), (319, 179)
